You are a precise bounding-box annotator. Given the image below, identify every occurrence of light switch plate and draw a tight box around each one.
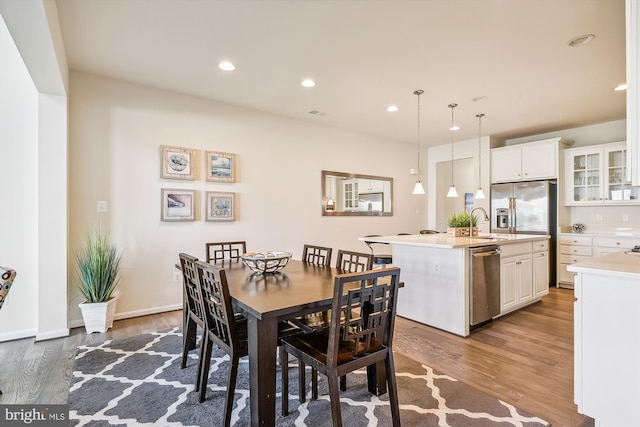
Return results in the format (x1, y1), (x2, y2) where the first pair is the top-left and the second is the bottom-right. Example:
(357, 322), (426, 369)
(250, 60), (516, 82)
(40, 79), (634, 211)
(96, 201), (108, 213)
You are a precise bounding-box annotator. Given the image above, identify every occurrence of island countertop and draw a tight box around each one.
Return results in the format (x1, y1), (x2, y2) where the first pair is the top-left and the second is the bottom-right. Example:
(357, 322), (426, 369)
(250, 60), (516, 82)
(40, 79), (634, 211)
(567, 251), (640, 279)
(358, 232), (550, 249)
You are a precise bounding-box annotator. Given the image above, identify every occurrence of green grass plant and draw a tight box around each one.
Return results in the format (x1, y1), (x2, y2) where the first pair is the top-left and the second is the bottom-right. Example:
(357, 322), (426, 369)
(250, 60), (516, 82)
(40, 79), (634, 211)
(446, 211), (479, 228)
(76, 227), (122, 303)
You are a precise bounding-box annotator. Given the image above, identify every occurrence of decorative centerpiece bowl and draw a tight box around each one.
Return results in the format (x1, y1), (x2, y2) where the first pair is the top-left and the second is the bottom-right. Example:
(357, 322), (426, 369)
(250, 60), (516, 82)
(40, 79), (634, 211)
(241, 251), (292, 274)
(572, 223), (586, 233)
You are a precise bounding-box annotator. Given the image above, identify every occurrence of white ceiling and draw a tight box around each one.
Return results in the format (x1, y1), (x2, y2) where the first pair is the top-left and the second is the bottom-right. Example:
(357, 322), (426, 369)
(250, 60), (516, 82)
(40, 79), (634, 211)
(55, 0), (627, 147)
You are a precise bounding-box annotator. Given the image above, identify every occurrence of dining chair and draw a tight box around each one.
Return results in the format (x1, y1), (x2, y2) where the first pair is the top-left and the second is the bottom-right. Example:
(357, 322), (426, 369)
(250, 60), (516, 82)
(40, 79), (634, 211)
(335, 249), (373, 273)
(193, 260), (298, 419)
(363, 235), (393, 267)
(178, 253), (205, 373)
(302, 244), (332, 267)
(205, 241), (247, 263)
(288, 245), (334, 333)
(0, 266), (16, 396)
(194, 260), (248, 425)
(419, 229), (440, 234)
(281, 267), (402, 426)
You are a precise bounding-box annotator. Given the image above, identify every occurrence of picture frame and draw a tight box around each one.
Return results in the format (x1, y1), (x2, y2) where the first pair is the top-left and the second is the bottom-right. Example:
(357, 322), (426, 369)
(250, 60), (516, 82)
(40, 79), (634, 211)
(205, 191), (235, 222)
(161, 188), (196, 221)
(160, 145), (195, 180)
(205, 151), (235, 182)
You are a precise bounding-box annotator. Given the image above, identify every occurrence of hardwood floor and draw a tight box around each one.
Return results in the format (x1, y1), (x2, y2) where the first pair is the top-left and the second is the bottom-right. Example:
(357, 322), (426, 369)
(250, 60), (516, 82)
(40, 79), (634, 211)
(0, 287), (592, 426)
(393, 287), (594, 427)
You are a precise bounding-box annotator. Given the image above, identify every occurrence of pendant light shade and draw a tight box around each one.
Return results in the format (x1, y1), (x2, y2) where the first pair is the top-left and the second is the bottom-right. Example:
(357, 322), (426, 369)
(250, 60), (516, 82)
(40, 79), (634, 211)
(412, 89), (426, 195)
(475, 113), (486, 200)
(446, 103), (459, 198)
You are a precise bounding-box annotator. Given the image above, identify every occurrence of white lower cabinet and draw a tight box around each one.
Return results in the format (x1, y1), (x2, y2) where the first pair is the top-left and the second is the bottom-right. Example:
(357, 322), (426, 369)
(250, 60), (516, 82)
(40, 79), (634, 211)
(533, 250), (550, 298)
(500, 242), (534, 314)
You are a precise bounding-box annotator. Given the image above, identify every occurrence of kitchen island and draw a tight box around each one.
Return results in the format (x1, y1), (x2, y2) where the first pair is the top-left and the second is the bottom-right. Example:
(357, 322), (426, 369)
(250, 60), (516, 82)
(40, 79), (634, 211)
(569, 250), (640, 427)
(359, 233), (550, 337)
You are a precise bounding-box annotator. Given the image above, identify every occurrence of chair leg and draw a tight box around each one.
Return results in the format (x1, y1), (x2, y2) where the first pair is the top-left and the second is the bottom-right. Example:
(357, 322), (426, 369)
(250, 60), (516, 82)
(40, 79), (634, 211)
(281, 348), (289, 416)
(181, 318), (195, 369)
(385, 352), (401, 427)
(224, 355), (240, 427)
(195, 332), (207, 392)
(298, 360), (306, 403)
(311, 368), (318, 400)
(327, 373), (343, 427)
(198, 336), (214, 403)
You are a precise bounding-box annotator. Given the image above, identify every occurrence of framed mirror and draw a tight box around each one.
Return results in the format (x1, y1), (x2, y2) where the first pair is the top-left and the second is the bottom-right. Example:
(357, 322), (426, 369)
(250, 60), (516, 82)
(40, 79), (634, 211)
(321, 170), (393, 216)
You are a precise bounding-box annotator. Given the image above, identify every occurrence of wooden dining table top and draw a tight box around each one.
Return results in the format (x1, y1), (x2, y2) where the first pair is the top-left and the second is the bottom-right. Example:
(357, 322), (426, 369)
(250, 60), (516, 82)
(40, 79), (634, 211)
(213, 258), (341, 320)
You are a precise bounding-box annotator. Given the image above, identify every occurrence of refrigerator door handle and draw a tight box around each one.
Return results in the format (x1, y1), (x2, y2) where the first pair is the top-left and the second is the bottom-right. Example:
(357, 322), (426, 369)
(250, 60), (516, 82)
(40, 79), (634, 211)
(511, 197), (516, 233)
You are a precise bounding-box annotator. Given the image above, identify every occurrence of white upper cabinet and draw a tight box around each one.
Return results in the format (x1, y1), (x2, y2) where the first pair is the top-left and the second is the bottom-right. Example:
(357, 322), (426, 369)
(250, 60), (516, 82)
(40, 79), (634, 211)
(565, 142), (639, 205)
(491, 137), (563, 183)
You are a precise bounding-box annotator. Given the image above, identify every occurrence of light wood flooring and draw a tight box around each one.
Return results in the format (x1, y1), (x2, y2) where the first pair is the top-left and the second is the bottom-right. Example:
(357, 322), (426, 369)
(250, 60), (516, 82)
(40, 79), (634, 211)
(0, 287), (592, 426)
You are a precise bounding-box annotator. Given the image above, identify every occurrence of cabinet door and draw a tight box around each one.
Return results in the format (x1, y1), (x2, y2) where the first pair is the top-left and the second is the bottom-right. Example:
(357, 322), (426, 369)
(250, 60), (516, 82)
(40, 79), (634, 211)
(522, 143), (556, 180)
(603, 146), (639, 203)
(566, 149), (603, 205)
(517, 256), (533, 304)
(491, 147), (522, 183)
(500, 257), (518, 311)
(533, 251), (549, 297)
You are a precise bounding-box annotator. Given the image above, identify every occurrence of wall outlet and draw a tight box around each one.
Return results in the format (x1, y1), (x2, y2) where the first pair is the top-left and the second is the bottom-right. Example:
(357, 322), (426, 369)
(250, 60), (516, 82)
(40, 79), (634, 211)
(433, 262), (440, 273)
(173, 271), (182, 283)
(622, 214), (629, 222)
(596, 214), (603, 222)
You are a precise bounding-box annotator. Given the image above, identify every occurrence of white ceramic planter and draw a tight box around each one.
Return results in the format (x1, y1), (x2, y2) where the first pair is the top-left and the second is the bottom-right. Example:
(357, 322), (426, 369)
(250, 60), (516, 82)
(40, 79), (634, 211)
(78, 296), (118, 333)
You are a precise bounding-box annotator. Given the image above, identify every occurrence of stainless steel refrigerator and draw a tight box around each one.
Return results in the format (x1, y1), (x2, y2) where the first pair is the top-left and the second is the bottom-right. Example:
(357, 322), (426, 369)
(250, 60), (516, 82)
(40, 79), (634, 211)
(490, 180), (557, 285)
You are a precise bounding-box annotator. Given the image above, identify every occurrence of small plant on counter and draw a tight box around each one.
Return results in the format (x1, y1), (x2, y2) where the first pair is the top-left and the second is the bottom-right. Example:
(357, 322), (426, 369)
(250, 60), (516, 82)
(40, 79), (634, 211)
(446, 212), (478, 228)
(446, 212), (479, 236)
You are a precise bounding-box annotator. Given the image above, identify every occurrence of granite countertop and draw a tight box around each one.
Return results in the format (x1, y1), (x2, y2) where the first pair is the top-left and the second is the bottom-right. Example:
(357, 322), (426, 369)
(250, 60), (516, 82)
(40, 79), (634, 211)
(567, 251), (640, 279)
(358, 233), (549, 249)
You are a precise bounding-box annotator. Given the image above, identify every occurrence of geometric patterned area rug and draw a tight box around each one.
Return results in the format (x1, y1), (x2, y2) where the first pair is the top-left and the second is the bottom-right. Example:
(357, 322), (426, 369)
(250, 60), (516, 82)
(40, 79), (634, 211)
(69, 327), (550, 426)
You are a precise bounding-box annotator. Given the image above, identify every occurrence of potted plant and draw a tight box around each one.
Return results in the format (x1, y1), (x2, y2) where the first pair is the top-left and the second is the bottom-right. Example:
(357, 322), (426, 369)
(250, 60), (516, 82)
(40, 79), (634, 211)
(75, 227), (123, 333)
(446, 211), (479, 237)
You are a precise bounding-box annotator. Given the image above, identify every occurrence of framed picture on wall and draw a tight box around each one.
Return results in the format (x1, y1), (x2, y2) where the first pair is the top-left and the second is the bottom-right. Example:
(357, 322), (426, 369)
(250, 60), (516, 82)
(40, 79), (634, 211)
(160, 145), (196, 180)
(205, 191), (235, 222)
(161, 188), (196, 221)
(205, 151), (235, 182)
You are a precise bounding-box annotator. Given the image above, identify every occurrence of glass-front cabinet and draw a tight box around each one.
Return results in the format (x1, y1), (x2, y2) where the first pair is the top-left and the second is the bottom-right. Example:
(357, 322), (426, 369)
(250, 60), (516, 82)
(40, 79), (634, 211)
(565, 142), (639, 205)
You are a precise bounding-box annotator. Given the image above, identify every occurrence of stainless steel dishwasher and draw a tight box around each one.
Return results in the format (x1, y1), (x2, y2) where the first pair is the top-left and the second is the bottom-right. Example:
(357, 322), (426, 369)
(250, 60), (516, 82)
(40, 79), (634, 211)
(469, 245), (501, 327)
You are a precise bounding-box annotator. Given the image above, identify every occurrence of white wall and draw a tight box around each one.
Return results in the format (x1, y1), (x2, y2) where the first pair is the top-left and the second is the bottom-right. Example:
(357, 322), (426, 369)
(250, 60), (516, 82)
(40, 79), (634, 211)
(0, 14), (39, 339)
(67, 72), (424, 326)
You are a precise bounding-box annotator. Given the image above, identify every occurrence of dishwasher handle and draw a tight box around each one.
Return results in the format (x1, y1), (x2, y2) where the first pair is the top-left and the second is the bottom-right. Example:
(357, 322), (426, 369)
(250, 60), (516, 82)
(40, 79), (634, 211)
(472, 249), (501, 257)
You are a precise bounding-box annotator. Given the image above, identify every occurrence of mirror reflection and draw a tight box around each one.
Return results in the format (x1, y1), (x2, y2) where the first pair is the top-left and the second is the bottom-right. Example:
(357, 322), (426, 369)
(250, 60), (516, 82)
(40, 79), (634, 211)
(322, 170), (393, 216)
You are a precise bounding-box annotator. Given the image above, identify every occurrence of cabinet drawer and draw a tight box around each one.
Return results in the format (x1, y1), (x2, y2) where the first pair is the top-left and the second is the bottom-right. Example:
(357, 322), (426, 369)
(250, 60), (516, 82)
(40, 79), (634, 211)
(558, 263), (575, 283)
(559, 254), (592, 264)
(558, 235), (593, 246)
(500, 242), (532, 257)
(595, 237), (636, 249)
(559, 244), (593, 256)
(532, 240), (549, 251)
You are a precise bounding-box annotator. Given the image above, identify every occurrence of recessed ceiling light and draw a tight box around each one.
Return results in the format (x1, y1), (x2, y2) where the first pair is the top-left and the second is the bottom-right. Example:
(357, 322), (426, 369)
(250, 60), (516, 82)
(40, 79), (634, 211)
(219, 61), (235, 71)
(568, 34), (595, 47)
(387, 105), (399, 112)
(301, 79), (316, 88)
(615, 84), (627, 91)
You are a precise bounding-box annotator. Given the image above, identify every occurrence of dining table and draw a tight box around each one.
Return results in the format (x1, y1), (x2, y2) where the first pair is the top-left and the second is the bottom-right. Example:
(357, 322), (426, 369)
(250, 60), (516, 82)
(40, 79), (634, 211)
(183, 258), (390, 427)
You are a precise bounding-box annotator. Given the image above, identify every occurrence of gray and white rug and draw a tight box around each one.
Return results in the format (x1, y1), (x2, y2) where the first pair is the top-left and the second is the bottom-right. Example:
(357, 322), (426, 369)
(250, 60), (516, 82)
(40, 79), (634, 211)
(69, 327), (550, 426)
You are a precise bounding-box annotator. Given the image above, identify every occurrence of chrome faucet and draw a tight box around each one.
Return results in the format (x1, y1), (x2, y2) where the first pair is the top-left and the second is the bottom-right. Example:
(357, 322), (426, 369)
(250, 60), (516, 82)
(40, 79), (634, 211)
(470, 207), (489, 237)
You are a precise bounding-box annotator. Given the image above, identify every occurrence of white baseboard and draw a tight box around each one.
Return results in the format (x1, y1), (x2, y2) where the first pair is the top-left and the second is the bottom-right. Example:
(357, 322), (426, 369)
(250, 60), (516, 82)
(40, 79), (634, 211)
(0, 328), (38, 343)
(36, 328), (70, 342)
(68, 303), (182, 330)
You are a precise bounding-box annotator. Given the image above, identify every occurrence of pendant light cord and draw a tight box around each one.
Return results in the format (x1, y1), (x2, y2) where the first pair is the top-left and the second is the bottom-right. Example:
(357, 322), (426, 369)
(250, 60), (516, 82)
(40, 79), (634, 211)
(414, 90), (424, 175)
(449, 103), (457, 186)
(477, 113), (484, 185)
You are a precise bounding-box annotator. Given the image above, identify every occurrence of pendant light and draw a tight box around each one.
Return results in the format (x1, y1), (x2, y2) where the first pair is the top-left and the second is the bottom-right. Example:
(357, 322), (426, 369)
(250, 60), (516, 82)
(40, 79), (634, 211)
(475, 113), (486, 199)
(446, 103), (459, 198)
(412, 89), (426, 195)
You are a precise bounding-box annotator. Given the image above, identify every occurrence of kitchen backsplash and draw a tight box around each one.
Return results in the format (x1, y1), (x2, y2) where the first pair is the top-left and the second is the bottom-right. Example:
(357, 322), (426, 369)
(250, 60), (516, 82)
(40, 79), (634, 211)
(564, 205), (640, 235)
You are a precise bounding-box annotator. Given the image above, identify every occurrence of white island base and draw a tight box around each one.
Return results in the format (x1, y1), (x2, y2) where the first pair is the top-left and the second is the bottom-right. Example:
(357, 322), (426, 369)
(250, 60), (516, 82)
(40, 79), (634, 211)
(570, 251), (640, 427)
